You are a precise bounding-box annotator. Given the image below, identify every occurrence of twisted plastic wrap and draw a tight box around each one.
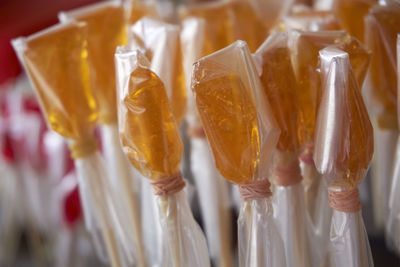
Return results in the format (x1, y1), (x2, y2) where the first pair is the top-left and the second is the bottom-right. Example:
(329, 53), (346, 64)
(283, 9), (341, 31)
(115, 47), (210, 267)
(130, 17), (187, 125)
(126, 0), (158, 25)
(314, 47), (373, 267)
(59, 0), (127, 124)
(365, 1), (400, 126)
(192, 41), (285, 267)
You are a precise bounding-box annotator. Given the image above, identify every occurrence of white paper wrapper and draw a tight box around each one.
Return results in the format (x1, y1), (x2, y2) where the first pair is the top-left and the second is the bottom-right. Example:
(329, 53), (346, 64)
(273, 182), (313, 267)
(328, 210), (374, 267)
(238, 198), (286, 267)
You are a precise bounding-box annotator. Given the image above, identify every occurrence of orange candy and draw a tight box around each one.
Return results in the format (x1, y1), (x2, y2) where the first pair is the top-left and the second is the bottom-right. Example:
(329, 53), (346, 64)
(117, 51), (183, 180)
(60, 2), (127, 123)
(19, 22), (98, 141)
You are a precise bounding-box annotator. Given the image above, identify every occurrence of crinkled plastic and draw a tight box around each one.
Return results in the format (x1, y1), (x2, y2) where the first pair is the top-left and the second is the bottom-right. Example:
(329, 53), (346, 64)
(314, 47), (373, 189)
(130, 17), (187, 125)
(289, 30), (371, 149)
(314, 47), (373, 266)
(192, 41), (280, 184)
(115, 47), (210, 267)
(364, 1), (400, 124)
(247, 0), (293, 30)
(11, 22), (131, 266)
(192, 41), (284, 267)
(58, 0), (127, 124)
(181, 17), (233, 267)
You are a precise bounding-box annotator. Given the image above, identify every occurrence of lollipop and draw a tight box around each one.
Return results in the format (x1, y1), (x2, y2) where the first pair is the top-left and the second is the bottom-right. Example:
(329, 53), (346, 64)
(192, 41), (284, 267)
(59, 3), (146, 265)
(283, 8), (341, 31)
(333, 0), (374, 42)
(254, 32), (313, 267)
(130, 17), (187, 125)
(12, 22), (125, 267)
(365, 0), (400, 230)
(314, 47), (374, 267)
(115, 48), (210, 267)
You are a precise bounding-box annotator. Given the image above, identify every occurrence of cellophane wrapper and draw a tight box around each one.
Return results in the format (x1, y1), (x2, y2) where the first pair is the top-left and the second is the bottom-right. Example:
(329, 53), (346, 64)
(181, 17), (233, 266)
(314, 47), (374, 266)
(115, 47), (210, 267)
(239, 198), (286, 267)
(192, 41), (283, 267)
(386, 34), (400, 253)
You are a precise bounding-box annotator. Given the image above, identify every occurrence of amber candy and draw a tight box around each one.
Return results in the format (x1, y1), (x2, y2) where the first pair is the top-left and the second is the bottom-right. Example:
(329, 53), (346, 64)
(179, 1), (235, 57)
(130, 18), (187, 125)
(283, 9), (341, 31)
(365, 2), (400, 126)
(18, 22), (98, 141)
(290, 31), (371, 148)
(192, 41), (279, 184)
(118, 53), (182, 180)
(60, 2), (127, 123)
(230, 0), (268, 52)
(333, 0), (375, 42)
(314, 48), (373, 188)
(255, 33), (299, 152)
(126, 0), (158, 25)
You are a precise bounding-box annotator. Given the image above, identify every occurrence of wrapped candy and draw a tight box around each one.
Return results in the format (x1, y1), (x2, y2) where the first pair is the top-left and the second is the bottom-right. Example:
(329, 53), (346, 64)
(314, 47), (374, 267)
(386, 34), (400, 253)
(59, 2), (147, 265)
(365, 0), (400, 230)
(126, 0), (158, 25)
(192, 41), (285, 267)
(283, 8), (341, 31)
(129, 17), (187, 125)
(289, 30), (370, 229)
(115, 47), (210, 267)
(12, 22), (126, 267)
(332, 0), (375, 42)
(254, 32), (313, 267)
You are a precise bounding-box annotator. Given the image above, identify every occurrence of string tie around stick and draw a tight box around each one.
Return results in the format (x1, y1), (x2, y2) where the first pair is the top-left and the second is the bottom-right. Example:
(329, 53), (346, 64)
(187, 126), (206, 138)
(69, 137), (98, 159)
(150, 172), (186, 196)
(238, 179), (272, 201)
(328, 187), (362, 213)
(273, 158), (302, 186)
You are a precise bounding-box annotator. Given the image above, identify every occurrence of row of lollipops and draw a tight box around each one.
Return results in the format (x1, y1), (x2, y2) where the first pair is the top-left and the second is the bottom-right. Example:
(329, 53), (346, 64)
(7, 0), (400, 266)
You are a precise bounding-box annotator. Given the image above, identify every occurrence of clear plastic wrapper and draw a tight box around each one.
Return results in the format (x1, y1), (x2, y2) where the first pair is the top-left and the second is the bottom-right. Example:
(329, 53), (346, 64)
(115, 47), (210, 267)
(181, 17), (233, 267)
(125, 0), (158, 25)
(12, 22), (129, 266)
(386, 34), (400, 253)
(314, 47), (374, 267)
(130, 17), (187, 125)
(192, 41), (285, 267)
(59, 4), (146, 265)
(254, 32), (313, 267)
(283, 8), (341, 31)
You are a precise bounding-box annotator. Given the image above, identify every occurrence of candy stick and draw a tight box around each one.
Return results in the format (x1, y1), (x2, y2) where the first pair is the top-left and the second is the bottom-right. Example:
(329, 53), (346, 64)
(314, 47), (374, 267)
(115, 48), (210, 267)
(59, 2), (147, 265)
(365, 1), (400, 232)
(12, 22), (125, 267)
(180, 17), (233, 267)
(192, 41), (285, 267)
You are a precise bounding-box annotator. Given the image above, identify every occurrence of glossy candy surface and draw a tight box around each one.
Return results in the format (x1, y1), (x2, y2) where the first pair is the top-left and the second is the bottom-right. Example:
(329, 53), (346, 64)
(116, 50), (182, 180)
(20, 22), (98, 141)
(192, 41), (279, 184)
